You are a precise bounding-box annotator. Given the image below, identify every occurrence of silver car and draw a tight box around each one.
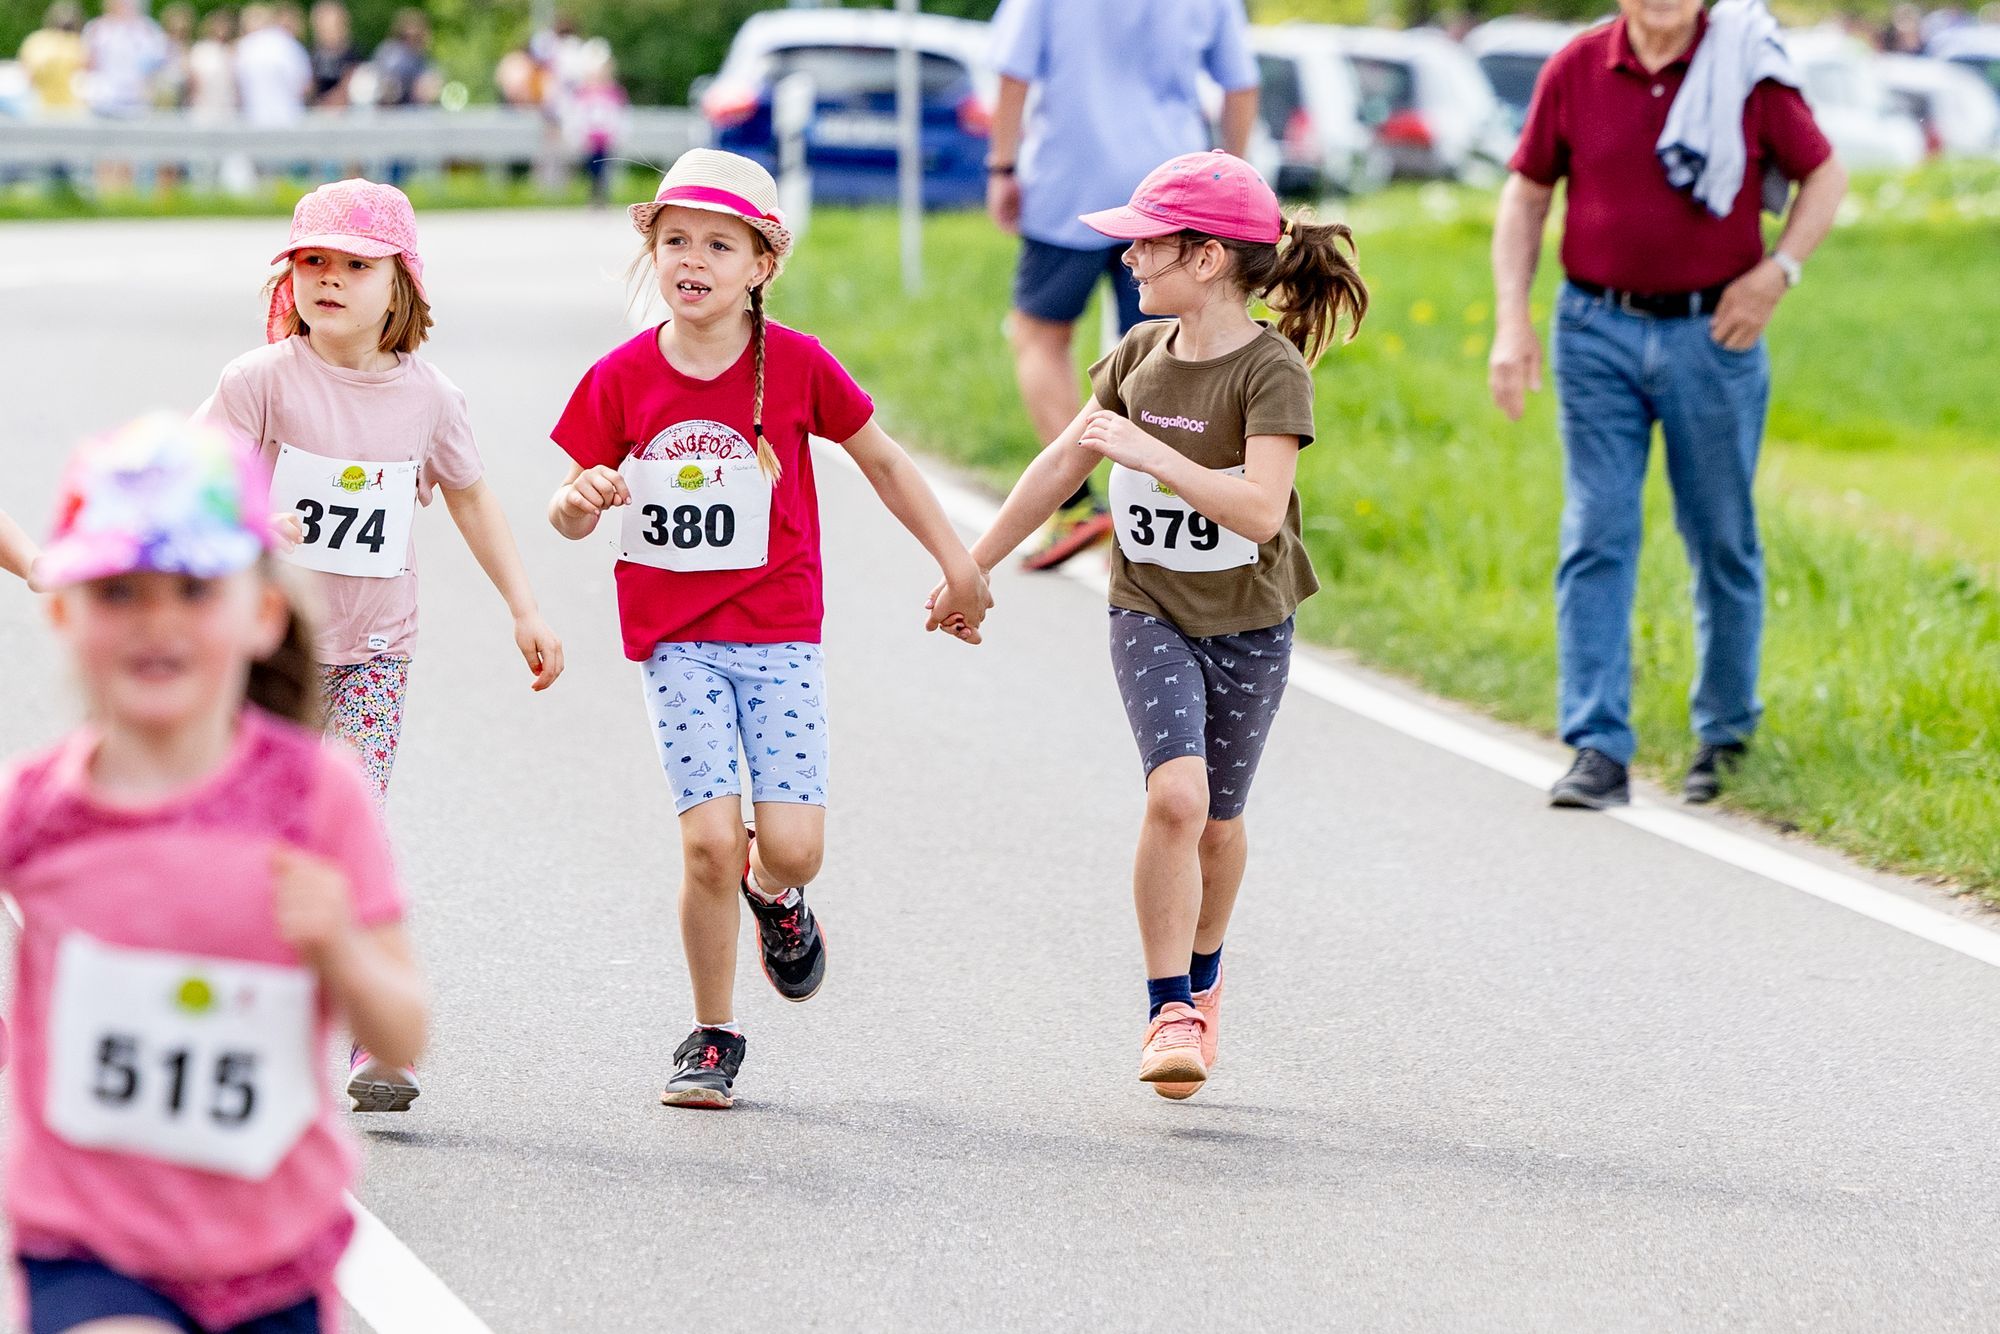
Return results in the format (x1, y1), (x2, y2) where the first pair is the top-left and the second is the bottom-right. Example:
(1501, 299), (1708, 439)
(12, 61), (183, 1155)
(1248, 25), (1387, 197)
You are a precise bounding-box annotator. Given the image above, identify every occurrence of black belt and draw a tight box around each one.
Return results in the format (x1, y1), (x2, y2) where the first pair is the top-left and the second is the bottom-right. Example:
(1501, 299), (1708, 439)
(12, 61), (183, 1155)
(1569, 279), (1729, 319)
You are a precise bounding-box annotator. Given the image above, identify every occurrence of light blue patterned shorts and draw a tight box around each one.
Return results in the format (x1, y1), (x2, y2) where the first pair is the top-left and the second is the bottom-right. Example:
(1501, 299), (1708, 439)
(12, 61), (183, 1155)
(641, 640), (829, 814)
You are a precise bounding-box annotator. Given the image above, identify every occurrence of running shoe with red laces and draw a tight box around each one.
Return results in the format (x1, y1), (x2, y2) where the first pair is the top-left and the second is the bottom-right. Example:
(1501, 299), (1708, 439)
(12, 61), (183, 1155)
(1138, 1001), (1208, 1098)
(1020, 497), (1113, 572)
(741, 834), (826, 1002)
(661, 1026), (747, 1109)
(348, 1046), (420, 1113)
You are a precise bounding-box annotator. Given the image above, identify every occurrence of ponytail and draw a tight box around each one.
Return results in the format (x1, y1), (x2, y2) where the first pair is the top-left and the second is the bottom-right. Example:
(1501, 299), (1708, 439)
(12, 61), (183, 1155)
(1263, 215), (1368, 366)
(749, 282), (780, 484)
(247, 561), (323, 729)
(1184, 212), (1370, 366)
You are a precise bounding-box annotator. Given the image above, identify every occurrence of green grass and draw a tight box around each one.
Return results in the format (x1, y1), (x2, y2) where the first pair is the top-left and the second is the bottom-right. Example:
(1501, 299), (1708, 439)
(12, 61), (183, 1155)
(772, 166), (2000, 894)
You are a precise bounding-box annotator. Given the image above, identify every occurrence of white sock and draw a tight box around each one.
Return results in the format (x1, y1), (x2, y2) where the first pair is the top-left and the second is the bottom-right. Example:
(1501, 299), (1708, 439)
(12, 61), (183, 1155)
(744, 867), (795, 904)
(696, 1019), (742, 1036)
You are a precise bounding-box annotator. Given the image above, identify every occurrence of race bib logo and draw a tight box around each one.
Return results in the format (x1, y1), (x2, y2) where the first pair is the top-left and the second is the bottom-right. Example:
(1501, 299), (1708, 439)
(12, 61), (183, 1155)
(333, 465), (387, 493)
(1150, 480), (1177, 498)
(640, 420), (754, 462)
(674, 465), (708, 492)
(175, 975), (215, 1013)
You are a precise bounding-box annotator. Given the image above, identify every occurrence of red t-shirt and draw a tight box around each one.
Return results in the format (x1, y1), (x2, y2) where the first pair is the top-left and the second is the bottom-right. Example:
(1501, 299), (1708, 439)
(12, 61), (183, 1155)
(1510, 16), (1833, 294)
(552, 322), (875, 660)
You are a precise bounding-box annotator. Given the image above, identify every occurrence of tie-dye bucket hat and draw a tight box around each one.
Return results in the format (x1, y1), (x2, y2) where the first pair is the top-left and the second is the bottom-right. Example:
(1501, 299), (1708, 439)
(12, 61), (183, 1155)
(266, 178), (427, 342)
(36, 413), (275, 589)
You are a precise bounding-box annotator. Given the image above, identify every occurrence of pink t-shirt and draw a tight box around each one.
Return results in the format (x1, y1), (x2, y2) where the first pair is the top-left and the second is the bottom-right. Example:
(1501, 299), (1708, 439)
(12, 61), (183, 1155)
(0, 708), (405, 1322)
(196, 336), (485, 665)
(551, 321), (875, 661)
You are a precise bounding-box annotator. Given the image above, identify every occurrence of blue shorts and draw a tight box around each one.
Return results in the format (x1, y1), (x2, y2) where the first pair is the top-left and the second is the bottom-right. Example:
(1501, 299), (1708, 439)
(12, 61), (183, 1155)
(642, 640), (829, 814)
(19, 1256), (323, 1334)
(1013, 237), (1145, 330)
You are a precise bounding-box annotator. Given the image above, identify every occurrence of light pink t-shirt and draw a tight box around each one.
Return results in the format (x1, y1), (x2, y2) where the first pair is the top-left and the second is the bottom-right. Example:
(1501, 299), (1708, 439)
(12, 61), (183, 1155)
(0, 708), (405, 1318)
(195, 336), (484, 665)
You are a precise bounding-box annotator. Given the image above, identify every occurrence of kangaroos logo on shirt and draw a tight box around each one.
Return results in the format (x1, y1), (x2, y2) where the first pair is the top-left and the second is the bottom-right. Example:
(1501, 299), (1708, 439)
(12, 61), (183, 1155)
(639, 420), (754, 462)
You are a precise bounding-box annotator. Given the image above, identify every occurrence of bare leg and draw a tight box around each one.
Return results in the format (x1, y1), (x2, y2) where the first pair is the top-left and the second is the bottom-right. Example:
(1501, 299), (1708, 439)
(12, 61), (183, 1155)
(747, 802), (826, 895)
(1132, 757), (1209, 978)
(1193, 815), (1248, 957)
(676, 798), (750, 1026)
(1007, 310), (1084, 445)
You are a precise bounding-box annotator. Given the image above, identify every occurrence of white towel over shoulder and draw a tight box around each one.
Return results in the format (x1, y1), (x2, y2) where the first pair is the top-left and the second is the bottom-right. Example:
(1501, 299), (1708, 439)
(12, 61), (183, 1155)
(1656, 0), (1801, 218)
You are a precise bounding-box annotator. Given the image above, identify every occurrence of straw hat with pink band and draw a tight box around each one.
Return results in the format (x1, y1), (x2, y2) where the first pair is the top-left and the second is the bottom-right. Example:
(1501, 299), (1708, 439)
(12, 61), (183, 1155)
(266, 178), (428, 343)
(1079, 150), (1286, 245)
(629, 149), (794, 280)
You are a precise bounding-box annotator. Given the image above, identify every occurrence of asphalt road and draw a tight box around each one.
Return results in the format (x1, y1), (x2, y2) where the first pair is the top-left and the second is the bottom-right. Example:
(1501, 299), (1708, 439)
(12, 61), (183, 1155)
(2, 212), (1998, 1333)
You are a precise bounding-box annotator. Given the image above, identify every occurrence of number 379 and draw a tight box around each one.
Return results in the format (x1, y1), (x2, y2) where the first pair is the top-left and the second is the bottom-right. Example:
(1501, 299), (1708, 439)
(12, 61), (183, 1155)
(1126, 506), (1220, 551)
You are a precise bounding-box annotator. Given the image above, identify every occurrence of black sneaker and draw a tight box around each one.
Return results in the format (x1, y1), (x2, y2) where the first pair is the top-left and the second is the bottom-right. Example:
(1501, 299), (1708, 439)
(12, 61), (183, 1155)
(1683, 741), (1748, 804)
(661, 1027), (747, 1109)
(741, 878), (827, 1002)
(1550, 747), (1630, 809)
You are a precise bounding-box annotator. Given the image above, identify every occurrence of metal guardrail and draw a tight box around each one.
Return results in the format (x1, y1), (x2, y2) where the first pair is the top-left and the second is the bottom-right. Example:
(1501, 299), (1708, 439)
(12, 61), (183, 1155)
(0, 106), (707, 174)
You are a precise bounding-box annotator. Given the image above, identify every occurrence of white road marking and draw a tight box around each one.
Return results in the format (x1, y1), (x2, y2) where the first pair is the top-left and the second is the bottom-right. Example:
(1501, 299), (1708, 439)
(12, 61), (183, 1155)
(822, 439), (2000, 972)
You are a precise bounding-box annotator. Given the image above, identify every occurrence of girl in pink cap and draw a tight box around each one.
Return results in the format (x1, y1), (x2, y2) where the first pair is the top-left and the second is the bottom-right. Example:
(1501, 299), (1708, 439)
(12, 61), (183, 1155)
(953, 151), (1368, 1099)
(1, 414), (426, 1334)
(548, 148), (990, 1109)
(197, 178), (562, 1113)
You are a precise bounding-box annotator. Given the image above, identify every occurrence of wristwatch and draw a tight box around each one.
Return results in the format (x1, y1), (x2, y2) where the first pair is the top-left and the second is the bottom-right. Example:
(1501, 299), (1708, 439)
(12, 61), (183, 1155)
(1771, 251), (1803, 288)
(986, 160), (1017, 177)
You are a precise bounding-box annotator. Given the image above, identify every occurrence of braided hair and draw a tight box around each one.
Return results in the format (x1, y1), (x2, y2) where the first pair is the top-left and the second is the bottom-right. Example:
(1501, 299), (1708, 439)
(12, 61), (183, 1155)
(749, 281), (779, 483)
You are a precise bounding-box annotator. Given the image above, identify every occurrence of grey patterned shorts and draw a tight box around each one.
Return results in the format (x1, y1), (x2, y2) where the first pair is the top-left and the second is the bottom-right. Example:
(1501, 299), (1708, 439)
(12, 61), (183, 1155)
(1107, 608), (1294, 821)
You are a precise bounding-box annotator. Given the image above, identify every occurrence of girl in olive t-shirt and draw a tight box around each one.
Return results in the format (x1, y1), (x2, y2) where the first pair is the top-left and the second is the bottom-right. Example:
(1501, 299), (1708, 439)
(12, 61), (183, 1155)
(955, 152), (1368, 1100)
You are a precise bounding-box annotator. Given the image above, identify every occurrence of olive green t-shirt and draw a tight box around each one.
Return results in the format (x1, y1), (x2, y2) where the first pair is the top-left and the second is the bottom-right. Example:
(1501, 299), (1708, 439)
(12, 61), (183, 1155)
(1088, 320), (1319, 637)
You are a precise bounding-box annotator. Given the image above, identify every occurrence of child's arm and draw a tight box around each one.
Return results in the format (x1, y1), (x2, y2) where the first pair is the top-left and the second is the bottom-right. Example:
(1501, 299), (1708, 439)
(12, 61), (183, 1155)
(1075, 411), (1301, 545)
(0, 509), (42, 590)
(272, 847), (427, 1071)
(837, 418), (992, 641)
(965, 405), (1100, 572)
(441, 479), (564, 691)
(547, 462), (630, 541)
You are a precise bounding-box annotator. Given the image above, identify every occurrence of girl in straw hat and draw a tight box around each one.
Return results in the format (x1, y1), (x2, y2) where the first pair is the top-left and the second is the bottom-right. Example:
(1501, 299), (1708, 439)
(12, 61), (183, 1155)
(549, 149), (990, 1109)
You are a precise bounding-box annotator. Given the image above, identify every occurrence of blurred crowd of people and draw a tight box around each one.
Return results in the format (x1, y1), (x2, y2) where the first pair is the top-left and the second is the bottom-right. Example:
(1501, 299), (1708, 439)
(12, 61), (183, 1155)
(14, 0), (445, 126)
(1868, 0), (2000, 51)
(10, 0), (631, 200)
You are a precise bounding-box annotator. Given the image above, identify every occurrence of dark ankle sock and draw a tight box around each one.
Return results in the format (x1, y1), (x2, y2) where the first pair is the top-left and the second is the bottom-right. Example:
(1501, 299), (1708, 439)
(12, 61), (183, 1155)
(1189, 946), (1222, 994)
(1147, 975), (1193, 1020)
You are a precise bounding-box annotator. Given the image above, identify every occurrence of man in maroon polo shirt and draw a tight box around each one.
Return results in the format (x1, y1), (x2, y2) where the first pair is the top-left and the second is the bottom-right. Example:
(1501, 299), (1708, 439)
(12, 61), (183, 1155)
(1488, 0), (1846, 809)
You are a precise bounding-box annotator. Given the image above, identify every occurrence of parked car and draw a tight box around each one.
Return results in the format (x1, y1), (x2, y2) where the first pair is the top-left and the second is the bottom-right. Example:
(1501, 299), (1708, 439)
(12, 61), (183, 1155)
(1875, 53), (2000, 156)
(1248, 25), (1386, 196)
(693, 8), (995, 208)
(1785, 29), (1927, 172)
(1928, 24), (2000, 99)
(1463, 17), (1586, 135)
(1327, 26), (1513, 183)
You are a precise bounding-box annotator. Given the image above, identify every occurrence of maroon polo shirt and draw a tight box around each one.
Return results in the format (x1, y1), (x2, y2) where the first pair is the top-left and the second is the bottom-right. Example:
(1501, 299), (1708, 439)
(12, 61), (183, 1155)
(1510, 15), (1833, 294)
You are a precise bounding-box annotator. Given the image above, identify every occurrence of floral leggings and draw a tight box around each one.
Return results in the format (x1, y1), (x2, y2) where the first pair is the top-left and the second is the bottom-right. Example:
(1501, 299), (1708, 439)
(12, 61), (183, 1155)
(319, 656), (411, 810)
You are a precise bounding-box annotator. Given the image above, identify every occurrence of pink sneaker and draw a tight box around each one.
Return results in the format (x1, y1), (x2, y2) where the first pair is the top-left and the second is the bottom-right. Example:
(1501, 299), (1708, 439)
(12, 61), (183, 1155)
(1139, 1002), (1208, 1099)
(1192, 967), (1224, 1070)
(348, 1046), (420, 1113)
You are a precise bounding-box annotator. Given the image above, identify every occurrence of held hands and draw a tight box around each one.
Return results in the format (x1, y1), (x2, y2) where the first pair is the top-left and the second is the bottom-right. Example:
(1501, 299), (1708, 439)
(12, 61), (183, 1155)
(923, 566), (994, 645)
(272, 846), (357, 971)
(1709, 258), (1787, 352)
(1075, 410), (1164, 472)
(560, 465), (631, 520)
(1488, 317), (1543, 421)
(514, 609), (564, 691)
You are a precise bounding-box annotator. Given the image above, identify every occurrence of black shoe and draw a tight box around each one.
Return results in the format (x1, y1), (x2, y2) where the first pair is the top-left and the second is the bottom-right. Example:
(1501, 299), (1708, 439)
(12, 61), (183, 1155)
(1683, 741), (1748, 804)
(661, 1027), (747, 1109)
(741, 877), (827, 1002)
(1550, 747), (1630, 809)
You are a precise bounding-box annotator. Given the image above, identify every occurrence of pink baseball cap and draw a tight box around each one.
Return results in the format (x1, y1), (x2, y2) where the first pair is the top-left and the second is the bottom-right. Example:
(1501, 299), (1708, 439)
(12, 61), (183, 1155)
(266, 178), (427, 342)
(1079, 151), (1284, 245)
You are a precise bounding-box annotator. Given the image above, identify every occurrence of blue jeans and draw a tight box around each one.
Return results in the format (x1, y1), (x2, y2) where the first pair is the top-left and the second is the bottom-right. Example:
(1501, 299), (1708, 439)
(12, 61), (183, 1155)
(1550, 281), (1770, 767)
